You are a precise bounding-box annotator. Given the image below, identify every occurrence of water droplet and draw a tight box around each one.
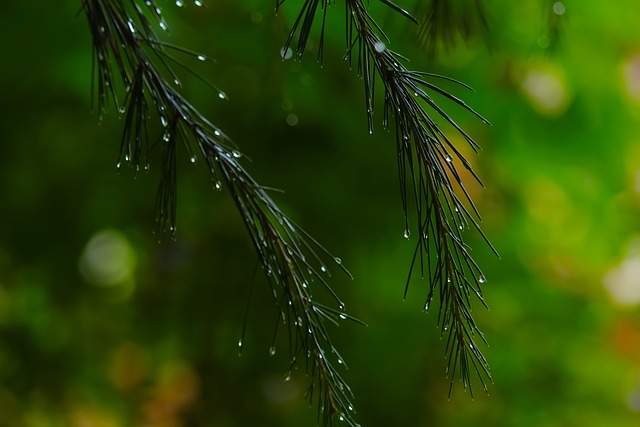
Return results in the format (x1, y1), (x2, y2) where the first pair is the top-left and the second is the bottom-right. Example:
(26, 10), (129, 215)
(163, 132), (170, 142)
(238, 339), (243, 348)
(339, 313), (347, 320)
(444, 325), (449, 331)
(478, 276), (486, 284)
(469, 343), (474, 349)
(348, 404), (354, 412)
(190, 155), (197, 163)
(197, 54), (206, 61)
(286, 113), (298, 126)
(174, 78), (181, 86)
(214, 181), (221, 190)
(127, 19), (135, 33)
(403, 229), (410, 239)
(320, 265), (327, 273)
(159, 19), (168, 31)
(214, 130), (221, 136)
(116, 162), (122, 169)
(218, 91), (227, 100)
(445, 154), (453, 163)
(232, 150), (242, 158)
(124, 154), (130, 161)
(338, 302), (345, 310)
(269, 346), (276, 356)
(552, 1), (565, 15)
(458, 225), (463, 230)
(176, 0), (183, 6)
(373, 40), (386, 53)
(144, 164), (150, 171)
(334, 257), (342, 264)
(337, 358), (344, 364)
(339, 415), (345, 421)
(280, 46), (293, 60)
(284, 372), (291, 382)
(160, 116), (168, 127)
(194, 0), (203, 5)
(118, 106), (126, 114)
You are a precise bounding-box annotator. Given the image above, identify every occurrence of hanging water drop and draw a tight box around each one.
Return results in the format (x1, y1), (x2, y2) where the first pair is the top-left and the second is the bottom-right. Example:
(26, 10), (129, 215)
(445, 154), (453, 163)
(194, 0), (203, 5)
(284, 372), (291, 382)
(320, 265), (327, 273)
(238, 339), (243, 348)
(232, 150), (242, 158)
(334, 257), (342, 264)
(373, 40), (386, 53)
(403, 229), (410, 239)
(339, 313), (347, 320)
(118, 106), (126, 114)
(478, 276), (486, 284)
(280, 47), (293, 60)
(197, 54), (206, 61)
(116, 162), (122, 169)
(218, 91), (227, 100)
(127, 19), (135, 33)
(190, 155), (197, 163)
(160, 116), (168, 127)
(214, 130), (221, 136)
(159, 19), (168, 31)
(176, 0), (183, 6)
(214, 181), (221, 190)
(269, 346), (276, 356)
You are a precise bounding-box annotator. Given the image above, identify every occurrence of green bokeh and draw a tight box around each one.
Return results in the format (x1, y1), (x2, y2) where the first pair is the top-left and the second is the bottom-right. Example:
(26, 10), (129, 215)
(1, 1), (640, 426)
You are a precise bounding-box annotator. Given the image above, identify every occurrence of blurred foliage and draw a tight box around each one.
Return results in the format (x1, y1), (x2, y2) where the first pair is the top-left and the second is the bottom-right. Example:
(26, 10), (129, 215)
(1, 0), (640, 426)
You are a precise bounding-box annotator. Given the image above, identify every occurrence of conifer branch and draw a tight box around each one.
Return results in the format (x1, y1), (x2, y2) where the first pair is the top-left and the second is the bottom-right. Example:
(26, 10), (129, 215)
(82, 1), (358, 424)
(282, 0), (497, 396)
(413, 0), (490, 57)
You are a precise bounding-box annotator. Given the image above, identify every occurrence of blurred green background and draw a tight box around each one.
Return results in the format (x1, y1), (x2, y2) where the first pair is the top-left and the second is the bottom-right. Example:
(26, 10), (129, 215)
(2, 0), (640, 426)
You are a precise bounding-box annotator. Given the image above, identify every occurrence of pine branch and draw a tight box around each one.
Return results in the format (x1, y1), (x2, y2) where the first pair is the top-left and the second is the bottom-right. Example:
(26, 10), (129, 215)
(413, 0), (490, 57)
(82, 1), (359, 424)
(282, 0), (497, 397)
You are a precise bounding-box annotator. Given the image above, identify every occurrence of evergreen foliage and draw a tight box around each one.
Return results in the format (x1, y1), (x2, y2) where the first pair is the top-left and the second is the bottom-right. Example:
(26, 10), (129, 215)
(80, 0), (505, 424)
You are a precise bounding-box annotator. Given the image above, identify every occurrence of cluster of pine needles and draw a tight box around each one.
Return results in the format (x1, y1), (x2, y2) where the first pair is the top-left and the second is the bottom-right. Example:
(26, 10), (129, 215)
(81, 0), (499, 425)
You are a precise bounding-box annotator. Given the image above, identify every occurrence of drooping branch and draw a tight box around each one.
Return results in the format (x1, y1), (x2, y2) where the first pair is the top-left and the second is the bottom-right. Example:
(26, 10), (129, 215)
(413, 0), (490, 57)
(282, 0), (497, 396)
(82, 1), (359, 425)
